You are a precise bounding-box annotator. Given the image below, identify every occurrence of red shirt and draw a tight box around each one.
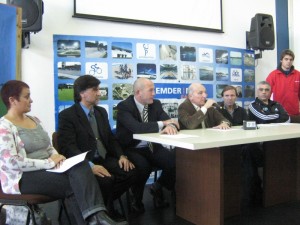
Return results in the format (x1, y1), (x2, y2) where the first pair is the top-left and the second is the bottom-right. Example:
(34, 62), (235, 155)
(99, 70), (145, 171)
(266, 69), (300, 116)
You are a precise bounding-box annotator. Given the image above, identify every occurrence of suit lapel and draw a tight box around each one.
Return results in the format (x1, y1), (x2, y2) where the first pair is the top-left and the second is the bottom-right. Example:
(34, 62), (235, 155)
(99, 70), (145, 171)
(93, 109), (106, 143)
(147, 103), (154, 122)
(131, 96), (143, 122)
(75, 104), (94, 138)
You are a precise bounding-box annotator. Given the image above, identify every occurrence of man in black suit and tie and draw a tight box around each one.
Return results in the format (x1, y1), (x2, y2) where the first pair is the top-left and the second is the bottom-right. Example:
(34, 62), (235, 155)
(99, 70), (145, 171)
(116, 78), (179, 215)
(58, 75), (136, 222)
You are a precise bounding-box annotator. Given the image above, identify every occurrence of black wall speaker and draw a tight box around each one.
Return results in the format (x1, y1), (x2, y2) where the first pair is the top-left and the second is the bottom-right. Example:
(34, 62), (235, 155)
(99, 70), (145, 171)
(246, 13), (275, 50)
(7, 0), (43, 32)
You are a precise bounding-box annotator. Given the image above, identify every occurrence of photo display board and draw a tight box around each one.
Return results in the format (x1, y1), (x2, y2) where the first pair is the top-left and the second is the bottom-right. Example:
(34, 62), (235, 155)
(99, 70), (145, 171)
(53, 35), (255, 129)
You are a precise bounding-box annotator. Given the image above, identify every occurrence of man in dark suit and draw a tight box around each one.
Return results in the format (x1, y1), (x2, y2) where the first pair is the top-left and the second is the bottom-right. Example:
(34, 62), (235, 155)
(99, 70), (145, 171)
(58, 75), (136, 222)
(116, 77), (179, 214)
(178, 83), (231, 129)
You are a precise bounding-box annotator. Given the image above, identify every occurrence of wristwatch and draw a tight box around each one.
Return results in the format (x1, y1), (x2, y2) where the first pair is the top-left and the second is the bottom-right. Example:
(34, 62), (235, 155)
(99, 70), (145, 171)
(167, 123), (180, 131)
(221, 121), (230, 126)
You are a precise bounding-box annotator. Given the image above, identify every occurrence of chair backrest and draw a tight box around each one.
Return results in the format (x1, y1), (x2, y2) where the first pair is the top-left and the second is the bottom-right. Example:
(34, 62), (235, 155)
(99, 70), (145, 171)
(0, 181), (4, 195)
(52, 131), (59, 151)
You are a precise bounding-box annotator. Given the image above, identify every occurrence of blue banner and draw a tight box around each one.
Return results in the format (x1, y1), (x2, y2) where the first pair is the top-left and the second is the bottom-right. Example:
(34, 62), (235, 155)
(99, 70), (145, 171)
(53, 35), (255, 128)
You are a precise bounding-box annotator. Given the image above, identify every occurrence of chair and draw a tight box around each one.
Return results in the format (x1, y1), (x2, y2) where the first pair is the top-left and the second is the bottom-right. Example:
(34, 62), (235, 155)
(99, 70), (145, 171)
(0, 180), (58, 225)
(150, 167), (164, 208)
(152, 168), (159, 183)
(291, 115), (300, 123)
(110, 129), (161, 209)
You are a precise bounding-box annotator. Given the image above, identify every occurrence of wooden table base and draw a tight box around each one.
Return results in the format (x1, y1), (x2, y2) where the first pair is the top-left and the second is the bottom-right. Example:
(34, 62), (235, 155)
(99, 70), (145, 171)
(176, 138), (300, 225)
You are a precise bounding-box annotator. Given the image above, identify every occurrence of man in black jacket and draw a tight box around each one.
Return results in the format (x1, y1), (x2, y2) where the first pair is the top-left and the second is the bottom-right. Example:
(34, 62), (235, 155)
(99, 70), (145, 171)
(249, 81), (290, 124)
(116, 78), (179, 214)
(58, 75), (136, 222)
(217, 85), (248, 126)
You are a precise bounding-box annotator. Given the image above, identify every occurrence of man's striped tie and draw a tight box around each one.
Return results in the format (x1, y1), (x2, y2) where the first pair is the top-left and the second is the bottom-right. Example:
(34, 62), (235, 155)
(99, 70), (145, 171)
(143, 105), (153, 152)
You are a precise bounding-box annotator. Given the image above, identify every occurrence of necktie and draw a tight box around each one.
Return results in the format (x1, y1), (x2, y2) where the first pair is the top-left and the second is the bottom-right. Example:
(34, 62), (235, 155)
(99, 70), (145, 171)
(201, 121), (206, 129)
(88, 110), (107, 158)
(196, 106), (206, 129)
(143, 105), (154, 152)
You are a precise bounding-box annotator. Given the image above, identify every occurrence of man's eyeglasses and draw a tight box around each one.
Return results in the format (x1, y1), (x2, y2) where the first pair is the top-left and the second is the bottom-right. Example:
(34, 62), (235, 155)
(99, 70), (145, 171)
(258, 88), (270, 92)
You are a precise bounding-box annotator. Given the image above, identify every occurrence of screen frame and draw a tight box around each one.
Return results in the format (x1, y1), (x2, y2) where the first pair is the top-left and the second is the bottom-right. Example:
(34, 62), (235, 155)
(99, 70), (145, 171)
(73, 0), (223, 32)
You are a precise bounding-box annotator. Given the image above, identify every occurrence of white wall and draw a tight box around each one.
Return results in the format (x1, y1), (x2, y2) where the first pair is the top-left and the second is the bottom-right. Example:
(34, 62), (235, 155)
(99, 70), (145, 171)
(289, 0), (300, 69)
(1, 0), (278, 135)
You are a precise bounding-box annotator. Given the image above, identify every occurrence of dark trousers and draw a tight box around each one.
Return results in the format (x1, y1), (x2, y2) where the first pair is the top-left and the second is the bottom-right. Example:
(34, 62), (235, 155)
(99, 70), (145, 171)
(241, 143), (264, 207)
(93, 157), (137, 213)
(19, 160), (106, 224)
(125, 144), (176, 204)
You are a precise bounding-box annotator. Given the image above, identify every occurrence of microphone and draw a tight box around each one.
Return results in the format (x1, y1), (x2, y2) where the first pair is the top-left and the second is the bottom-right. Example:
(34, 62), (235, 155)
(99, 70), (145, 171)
(204, 99), (220, 109)
(212, 103), (221, 109)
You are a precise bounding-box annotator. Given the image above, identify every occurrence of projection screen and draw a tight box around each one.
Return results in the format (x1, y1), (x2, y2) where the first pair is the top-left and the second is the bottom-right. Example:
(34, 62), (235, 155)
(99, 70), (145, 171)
(74, 0), (223, 32)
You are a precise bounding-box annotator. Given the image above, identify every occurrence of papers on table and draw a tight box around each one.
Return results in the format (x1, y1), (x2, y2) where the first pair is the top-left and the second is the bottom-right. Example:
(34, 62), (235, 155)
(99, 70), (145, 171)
(160, 128), (242, 138)
(206, 128), (242, 131)
(160, 134), (198, 139)
(46, 151), (89, 173)
(258, 123), (293, 127)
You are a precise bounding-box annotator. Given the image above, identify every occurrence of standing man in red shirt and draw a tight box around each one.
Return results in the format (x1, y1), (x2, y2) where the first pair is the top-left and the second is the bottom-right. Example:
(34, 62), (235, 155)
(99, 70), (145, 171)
(266, 49), (300, 117)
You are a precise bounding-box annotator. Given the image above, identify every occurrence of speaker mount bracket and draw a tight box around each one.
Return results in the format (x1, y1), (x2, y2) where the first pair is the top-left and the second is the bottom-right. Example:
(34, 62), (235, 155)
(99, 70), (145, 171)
(22, 32), (30, 49)
(255, 50), (262, 59)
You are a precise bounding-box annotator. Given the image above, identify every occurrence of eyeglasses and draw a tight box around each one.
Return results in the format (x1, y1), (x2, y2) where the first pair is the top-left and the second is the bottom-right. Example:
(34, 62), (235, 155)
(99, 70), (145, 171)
(258, 88), (270, 92)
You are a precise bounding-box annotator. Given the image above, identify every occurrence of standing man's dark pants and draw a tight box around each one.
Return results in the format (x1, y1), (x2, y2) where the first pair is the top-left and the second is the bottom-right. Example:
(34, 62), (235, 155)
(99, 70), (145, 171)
(125, 144), (176, 206)
(241, 143), (264, 208)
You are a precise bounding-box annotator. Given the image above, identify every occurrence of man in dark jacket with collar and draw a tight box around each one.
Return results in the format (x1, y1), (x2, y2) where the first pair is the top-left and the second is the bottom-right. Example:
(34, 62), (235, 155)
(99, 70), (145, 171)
(217, 85), (248, 126)
(116, 78), (179, 215)
(58, 75), (136, 222)
(178, 83), (231, 130)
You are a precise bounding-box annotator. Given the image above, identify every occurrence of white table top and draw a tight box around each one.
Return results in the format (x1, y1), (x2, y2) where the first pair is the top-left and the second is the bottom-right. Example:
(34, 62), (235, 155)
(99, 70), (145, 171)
(133, 123), (300, 150)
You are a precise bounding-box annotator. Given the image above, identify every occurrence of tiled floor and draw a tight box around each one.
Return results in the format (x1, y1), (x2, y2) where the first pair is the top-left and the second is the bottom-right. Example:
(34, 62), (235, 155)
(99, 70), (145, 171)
(2, 186), (300, 225)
